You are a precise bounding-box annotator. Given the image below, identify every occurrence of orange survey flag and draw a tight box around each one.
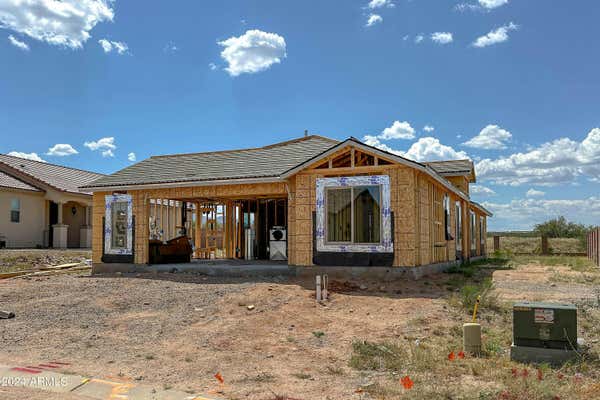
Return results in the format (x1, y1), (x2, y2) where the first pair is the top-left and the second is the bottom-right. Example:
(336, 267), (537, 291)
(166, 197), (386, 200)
(400, 375), (413, 389)
(214, 372), (224, 384)
(448, 351), (455, 361)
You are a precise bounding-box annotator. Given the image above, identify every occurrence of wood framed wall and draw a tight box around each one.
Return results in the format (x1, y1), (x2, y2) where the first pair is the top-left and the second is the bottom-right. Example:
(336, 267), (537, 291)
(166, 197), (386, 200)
(91, 146), (489, 267)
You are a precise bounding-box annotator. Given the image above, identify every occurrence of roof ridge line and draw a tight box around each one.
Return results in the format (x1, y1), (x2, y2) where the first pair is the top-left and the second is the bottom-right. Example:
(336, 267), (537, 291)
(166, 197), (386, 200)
(150, 135), (338, 159)
(0, 153), (106, 176)
(423, 159), (473, 163)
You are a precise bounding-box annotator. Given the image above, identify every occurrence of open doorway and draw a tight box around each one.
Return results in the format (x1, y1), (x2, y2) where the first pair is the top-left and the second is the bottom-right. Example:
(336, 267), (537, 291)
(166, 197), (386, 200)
(239, 198), (287, 260)
(48, 201), (58, 247)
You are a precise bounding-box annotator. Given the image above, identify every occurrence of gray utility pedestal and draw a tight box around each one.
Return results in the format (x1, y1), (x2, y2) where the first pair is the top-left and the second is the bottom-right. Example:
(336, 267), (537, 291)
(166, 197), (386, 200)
(510, 301), (579, 365)
(510, 344), (578, 365)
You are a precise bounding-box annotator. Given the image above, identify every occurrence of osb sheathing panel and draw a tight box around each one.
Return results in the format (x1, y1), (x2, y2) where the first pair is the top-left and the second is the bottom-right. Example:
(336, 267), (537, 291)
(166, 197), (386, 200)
(92, 168), (483, 267)
(286, 176), (297, 266)
(289, 165), (420, 267)
(393, 166), (417, 267)
(417, 173), (431, 266)
(447, 176), (470, 194)
(291, 171), (315, 266)
(92, 191), (109, 264)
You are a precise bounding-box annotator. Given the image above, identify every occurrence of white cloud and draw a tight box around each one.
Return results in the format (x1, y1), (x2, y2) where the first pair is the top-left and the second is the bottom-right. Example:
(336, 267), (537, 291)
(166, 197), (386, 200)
(479, 0), (509, 9)
(431, 32), (453, 44)
(47, 144), (78, 156)
(0, 0), (114, 49)
(85, 137), (116, 157)
(8, 34), (28, 51)
(456, 0), (508, 12)
(362, 135), (404, 156)
(98, 39), (128, 55)
(163, 42), (178, 54)
(484, 197), (600, 231)
(476, 128), (600, 186)
(404, 137), (468, 161)
(423, 125), (435, 133)
(366, 14), (383, 27)
(208, 62), (217, 71)
(473, 22), (518, 48)
(367, 0), (394, 9)
(415, 34), (424, 44)
(127, 152), (136, 162)
(380, 120), (416, 140)
(463, 124), (512, 149)
(7, 151), (45, 162)
(364, 135), (469, 162)
(526, 189), (545, 198)
(471, 185), (496, 197)
(218, 29), (286, 77)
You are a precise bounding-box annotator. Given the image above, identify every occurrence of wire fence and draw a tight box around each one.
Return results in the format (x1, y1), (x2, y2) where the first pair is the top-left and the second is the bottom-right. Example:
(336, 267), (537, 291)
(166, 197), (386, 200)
(487, 235), (586, 256)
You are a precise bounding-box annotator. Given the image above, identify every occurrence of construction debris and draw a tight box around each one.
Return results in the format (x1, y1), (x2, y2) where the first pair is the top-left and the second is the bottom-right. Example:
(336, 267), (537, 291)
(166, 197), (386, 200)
(0, 262), (90, 280)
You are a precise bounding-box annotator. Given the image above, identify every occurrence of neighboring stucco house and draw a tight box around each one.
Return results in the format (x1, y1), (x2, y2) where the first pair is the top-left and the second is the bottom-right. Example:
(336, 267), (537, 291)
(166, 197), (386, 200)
(0, 154), (104, 248)
(82, 135), (491, 274)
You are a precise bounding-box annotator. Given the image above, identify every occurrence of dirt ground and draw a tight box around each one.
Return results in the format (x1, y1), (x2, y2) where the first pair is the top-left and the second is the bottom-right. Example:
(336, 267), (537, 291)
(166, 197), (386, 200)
(1, 257), (599, 399)
(0, 249), (91, 273)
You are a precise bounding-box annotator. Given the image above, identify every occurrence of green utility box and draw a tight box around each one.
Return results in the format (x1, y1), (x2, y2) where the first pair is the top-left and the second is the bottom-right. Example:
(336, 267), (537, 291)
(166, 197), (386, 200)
(511, 302), (578, 364)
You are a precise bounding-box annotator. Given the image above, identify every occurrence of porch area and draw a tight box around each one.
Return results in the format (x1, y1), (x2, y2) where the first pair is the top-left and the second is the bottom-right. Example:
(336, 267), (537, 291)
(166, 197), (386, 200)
(145, 194), (288, 264)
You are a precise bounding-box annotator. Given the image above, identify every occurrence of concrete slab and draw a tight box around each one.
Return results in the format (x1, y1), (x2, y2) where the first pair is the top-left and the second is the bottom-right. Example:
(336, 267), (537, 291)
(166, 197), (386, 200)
(71, 378), (130, 399)
(0, 366), (222, 400)
(0, 367), (88, 394)
(149, 263), (294, 277)
(510, 344), (579, 365)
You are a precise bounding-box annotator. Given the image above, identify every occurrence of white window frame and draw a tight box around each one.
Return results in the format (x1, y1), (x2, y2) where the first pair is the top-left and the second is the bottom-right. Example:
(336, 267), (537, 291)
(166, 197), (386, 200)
(480, 216), (485, 245)
(470, 210), (476, 251)
(104, 194), (133, 255)
(316, 175), (393, 253)
(324, 185), (383, 246)
(443, 194), (451, 240)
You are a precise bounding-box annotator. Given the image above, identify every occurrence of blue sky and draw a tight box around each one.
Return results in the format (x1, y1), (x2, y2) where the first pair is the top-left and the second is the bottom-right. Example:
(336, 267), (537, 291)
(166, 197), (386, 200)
(1, 0), (599, 230)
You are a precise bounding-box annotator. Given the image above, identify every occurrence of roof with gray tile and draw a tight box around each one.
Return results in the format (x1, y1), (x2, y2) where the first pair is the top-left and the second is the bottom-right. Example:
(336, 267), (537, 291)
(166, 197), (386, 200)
(423, 159), (473, 175)
(82, 135), (340, 188)
(0, 154), (105, 195)
(0, 170), (41, 192)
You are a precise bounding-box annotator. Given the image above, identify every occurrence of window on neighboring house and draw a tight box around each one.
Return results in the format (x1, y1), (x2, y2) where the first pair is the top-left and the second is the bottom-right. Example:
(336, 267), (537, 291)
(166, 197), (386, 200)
(10, 198), (20, 223)
(455, 201), (462, 253)
(326, 185), (381, 244)
(443, 194), (452, 240)
(470, 211), (476, 251)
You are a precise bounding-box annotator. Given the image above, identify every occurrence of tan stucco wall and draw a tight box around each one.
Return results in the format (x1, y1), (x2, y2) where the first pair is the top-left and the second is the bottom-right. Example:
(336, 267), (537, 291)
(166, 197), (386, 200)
(0, 189), (46, 248)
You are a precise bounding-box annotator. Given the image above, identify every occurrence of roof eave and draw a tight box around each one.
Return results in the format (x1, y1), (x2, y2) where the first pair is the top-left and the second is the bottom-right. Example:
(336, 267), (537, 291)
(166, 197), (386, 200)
(471, 201), (493, 217)
(81, 176), (284, 192)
